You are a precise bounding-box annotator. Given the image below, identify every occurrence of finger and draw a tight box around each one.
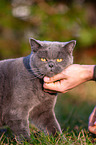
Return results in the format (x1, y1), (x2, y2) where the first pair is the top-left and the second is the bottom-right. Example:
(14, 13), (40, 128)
(43, 82), (60, 91)
(88, 106), (96, 126)
(93, 106), (96, 115)
(88, 126), (96, 134)
(43, 82), (58, 90)
(89, 114), (95, 126)
(44, 72), (67, 83)
(94, 121), (96, 126)
(43, 89), (57, 94)
(43, 81), (65, 93)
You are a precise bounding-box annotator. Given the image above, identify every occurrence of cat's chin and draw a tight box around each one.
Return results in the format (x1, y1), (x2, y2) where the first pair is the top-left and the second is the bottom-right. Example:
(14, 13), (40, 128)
(46, 72), (56, 77)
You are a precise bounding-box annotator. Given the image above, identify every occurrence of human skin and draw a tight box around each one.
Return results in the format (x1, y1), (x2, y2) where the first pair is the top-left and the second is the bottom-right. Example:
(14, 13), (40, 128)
(43, 64), (96, 134)
(43, 64), (94, 93)
(88, 106), (96, 134)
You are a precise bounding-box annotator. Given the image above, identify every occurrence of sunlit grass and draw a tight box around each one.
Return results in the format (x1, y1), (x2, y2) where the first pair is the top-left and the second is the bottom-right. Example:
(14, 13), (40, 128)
(0, 75), (96, 144)
(0, 127), (96, 145)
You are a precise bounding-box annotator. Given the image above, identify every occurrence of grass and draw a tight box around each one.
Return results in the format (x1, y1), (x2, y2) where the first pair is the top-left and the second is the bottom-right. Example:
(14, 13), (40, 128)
(0, 70), (96, 145)
(0, 127), (96, 145)
(0, 93), (96, 145)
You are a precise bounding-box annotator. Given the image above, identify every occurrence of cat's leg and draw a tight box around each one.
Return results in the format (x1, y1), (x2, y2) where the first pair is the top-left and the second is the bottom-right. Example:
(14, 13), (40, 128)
(30, 97), (62, 136)
(0, 107), (3, 127)
(7, 119), (30, 142)
(4, 112), (30, 142)
(0, 110), (1, 126)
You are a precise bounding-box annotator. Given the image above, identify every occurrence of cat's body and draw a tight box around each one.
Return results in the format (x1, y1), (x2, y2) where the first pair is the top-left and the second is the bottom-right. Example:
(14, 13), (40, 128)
(0, 38), (76, 142)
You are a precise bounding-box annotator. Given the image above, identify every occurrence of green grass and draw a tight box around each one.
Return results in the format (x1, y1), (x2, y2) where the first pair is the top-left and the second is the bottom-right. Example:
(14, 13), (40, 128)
(0, 127), (96, 145)
(0, 80), (96, 145)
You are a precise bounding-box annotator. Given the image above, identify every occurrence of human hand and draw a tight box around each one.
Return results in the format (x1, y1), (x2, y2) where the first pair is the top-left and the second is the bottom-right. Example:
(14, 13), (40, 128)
(43, 64), (94, 93)
(88, 106), (96, 134)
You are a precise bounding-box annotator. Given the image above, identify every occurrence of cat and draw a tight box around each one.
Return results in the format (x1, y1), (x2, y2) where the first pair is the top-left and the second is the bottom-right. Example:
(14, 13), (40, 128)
(0, 38), (76, 142)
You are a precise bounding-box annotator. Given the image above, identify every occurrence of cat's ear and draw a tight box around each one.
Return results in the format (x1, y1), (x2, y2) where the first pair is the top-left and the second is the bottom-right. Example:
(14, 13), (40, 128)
(64, 40), (76, 54)
(29, 38), (42, 52)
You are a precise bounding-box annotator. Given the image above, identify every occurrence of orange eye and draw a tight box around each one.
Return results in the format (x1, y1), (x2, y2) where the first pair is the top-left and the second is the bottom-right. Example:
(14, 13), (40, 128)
(57, 59), (63, 62)
(40, 58), (47, 62)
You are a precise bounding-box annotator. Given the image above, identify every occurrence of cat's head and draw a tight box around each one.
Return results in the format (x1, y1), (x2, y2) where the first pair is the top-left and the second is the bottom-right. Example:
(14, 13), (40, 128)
(29, 38), (76, 78)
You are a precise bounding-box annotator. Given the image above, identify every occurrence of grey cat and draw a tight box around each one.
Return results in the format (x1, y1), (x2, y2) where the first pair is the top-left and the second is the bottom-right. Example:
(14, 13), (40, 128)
(0, 38), (76, 142)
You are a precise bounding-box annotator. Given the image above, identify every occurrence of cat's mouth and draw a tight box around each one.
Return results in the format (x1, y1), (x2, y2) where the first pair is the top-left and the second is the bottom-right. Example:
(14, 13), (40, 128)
(50, 69), (53, 72)
(46, 70), (55, 77)
(50, 69), (55, 74)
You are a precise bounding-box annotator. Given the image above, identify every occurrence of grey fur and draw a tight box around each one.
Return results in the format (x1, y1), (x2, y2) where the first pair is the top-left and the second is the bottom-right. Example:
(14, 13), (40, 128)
(0, 38), (76, 142)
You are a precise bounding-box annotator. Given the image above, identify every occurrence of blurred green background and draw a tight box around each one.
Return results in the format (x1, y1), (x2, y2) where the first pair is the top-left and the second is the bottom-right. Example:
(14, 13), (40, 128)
(0, 0), (96, 133)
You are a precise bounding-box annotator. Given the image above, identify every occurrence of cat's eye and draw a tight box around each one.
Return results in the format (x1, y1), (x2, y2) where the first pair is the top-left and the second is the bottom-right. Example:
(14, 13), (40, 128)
(40, 58), (47, 62)
(56, 59), (63, 62)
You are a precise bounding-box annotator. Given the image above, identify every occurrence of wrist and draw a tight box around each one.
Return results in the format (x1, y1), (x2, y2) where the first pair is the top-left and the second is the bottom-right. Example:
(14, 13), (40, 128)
(93, 65), (96, 81)
(82, 65), (95, 81)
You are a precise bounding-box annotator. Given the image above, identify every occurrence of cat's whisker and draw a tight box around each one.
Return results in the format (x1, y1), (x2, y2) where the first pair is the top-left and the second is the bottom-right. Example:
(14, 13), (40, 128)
(28, 69), (40, 73)
(30, 73), (45, 80)
(27, 68), (39, 72)
(27, 68), (37, 71)
(28, 68), (40, 72)
(27, 67), (45, 79)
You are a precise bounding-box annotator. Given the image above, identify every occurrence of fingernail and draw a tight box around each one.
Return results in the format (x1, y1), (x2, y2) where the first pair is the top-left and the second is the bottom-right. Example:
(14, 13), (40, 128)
(44, 77), (50, 82)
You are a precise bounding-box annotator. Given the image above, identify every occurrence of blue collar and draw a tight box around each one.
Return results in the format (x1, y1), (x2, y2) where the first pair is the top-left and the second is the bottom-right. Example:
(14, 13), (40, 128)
(23, 54), (37, 77)
(23, 54), (44, 78)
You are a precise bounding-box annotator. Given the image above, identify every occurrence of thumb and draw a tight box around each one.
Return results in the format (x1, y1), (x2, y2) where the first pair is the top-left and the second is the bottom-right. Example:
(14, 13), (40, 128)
(89, 106), (96, 125)
(44, 71), (67, 83)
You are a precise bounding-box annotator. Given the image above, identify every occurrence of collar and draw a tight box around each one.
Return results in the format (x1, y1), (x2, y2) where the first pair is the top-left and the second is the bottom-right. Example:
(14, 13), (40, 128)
(23, 54), (44, 78)
(23, 54), (37, 77)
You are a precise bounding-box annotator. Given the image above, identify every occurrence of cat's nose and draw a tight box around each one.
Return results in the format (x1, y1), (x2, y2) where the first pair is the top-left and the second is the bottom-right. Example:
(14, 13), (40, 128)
(48, 62), (54, 68)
